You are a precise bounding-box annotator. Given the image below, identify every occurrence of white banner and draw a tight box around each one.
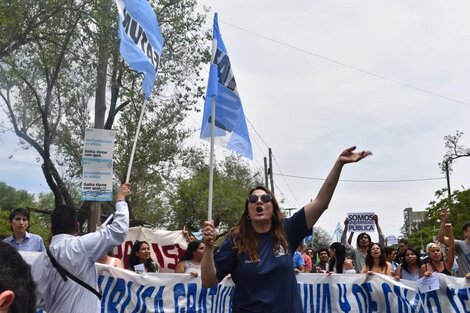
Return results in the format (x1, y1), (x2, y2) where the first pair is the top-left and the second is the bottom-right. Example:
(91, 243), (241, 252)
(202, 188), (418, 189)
(116, 227), (188, 272)
(94, 268), (470, 313)
(97, 265), (233, 313)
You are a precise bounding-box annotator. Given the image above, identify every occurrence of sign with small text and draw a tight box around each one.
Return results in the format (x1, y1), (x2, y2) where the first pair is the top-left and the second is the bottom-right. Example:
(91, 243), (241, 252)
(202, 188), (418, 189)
(81, 128), (115, 201)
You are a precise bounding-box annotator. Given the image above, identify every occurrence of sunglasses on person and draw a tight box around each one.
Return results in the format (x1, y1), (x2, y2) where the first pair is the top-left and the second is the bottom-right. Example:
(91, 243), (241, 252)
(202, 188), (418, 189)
(248, 194), (272, 204)
(429, 248), (441, 253)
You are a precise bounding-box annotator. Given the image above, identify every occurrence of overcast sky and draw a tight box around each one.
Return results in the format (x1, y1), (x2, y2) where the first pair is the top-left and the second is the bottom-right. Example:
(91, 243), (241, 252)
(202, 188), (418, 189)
(188, 0), (470, 241)
(1, 0), (470, 243)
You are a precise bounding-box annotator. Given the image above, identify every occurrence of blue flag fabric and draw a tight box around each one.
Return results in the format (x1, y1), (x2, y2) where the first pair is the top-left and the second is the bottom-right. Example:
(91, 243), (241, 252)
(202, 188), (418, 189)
(200, 13), (253, 159)
(115, 0), (164, 99)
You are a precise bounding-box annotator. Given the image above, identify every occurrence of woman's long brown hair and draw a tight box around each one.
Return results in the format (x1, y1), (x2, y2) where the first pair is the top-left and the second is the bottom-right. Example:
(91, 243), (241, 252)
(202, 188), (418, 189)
(229, 186), (288, 261)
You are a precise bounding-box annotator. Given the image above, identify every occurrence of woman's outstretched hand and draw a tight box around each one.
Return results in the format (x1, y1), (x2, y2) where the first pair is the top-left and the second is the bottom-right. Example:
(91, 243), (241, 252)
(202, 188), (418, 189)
(338, 146), (372, 164)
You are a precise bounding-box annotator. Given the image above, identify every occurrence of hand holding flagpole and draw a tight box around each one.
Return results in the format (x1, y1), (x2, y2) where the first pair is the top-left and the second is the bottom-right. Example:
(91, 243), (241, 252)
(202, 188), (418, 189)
(201, 13), (253, 220)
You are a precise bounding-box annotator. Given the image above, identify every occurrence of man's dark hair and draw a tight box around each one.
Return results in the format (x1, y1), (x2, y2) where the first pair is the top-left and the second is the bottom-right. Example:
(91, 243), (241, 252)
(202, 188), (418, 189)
(384, 246), (396, 256)
(463, 221), (470, 232)
(51, 204), (78, 235)
(398, 238), (409, 245)
(9, 208), (30, 222)
(0, 241), (36, 313)
(356, 232), (372, 246)
(318, 248), (330, 257)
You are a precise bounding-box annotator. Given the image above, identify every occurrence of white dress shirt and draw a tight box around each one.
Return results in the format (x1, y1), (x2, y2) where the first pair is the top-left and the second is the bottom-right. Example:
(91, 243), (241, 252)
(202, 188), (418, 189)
(32, 201), (129, 313)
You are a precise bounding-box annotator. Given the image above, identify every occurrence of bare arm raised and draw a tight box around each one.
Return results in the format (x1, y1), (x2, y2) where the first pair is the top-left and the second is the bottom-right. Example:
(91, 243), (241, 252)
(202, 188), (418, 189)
(304, 146), (372, 230)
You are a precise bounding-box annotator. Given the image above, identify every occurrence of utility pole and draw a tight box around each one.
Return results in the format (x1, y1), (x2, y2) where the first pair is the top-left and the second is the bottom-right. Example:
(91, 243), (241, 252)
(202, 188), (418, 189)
(264, 157), (269, 189)
(268, 148), (274, 195)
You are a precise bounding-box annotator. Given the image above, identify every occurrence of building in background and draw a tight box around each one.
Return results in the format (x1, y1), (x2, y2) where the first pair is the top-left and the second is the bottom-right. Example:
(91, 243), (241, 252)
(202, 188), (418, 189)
(402, 207), (426, 235)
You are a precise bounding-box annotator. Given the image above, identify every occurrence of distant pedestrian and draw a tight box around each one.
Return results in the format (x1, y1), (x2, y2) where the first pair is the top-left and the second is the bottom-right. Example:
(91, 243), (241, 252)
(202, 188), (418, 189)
(3, 208), (45, 252)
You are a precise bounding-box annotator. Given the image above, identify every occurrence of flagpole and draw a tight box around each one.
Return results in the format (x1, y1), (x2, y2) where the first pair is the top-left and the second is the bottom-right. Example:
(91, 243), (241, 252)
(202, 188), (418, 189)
(125, 98), (147, 183)
(207, 96), (216, 221)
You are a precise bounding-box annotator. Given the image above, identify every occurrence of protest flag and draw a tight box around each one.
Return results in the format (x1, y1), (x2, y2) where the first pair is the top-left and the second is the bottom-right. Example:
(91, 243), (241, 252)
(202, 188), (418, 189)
(200, 13), (253, 159)
(114, 0), (164, 182)
(334, 222), (343, 241)
(201, 13), (252, 220)
(115, 0), (164, 99)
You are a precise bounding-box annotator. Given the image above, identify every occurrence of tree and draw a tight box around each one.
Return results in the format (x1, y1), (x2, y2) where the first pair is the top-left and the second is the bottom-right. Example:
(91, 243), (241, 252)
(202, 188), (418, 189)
(405, 132), (470, 250)
(439, 131), (470, 202)
(167, 151), (263, 237)
(0, 0), (210, 230)
(404, 188), (470, 250)
(0, 0), (71, 59)
(304, 226), (332, 250)
(0, 182), (35, 211)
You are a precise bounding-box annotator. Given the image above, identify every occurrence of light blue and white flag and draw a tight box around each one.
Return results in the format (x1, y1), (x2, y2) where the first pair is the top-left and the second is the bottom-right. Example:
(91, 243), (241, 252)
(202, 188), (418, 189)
(334, 222), (343, 240)
(200, 13), (253, 159)
(115, 0), (164, 99)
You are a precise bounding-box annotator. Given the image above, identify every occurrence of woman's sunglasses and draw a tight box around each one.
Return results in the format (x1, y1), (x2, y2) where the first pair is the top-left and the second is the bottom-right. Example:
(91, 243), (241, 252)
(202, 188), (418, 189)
(248, 194), (272, 204)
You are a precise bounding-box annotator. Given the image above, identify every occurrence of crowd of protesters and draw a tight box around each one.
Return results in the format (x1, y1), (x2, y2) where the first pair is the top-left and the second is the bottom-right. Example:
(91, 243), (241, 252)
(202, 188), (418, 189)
(1, 169), (470, 312)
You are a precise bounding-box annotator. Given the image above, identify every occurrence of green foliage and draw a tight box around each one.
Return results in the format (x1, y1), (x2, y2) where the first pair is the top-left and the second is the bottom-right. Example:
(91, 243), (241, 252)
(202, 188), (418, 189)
(0, 182), (51, 241)
(304, 227), (333, 250)
(166, 151), (263, 236)
(0, 182), (35, 210)
(405, 188), (470, 251)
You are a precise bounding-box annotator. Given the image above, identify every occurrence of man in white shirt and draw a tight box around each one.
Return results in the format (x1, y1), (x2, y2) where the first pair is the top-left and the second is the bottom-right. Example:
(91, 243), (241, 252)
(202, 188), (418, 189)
(32, 184), (130, 313)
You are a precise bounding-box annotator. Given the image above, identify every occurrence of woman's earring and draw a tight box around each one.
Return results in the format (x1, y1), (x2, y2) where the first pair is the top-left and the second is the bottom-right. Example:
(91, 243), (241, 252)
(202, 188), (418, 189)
(246, 215), (251, 220)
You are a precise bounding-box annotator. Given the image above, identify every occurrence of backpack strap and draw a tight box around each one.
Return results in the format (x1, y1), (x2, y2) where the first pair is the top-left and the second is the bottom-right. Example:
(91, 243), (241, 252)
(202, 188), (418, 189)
(46, 248), (102, 300)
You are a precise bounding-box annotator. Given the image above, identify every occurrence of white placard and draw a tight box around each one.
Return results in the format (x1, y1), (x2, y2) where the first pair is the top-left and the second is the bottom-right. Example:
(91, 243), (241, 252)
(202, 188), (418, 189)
(386, 235), (398, 246)
(81, 128), (115, 201)
(417, 273), (440, 293)
(347, 212), (376, 232)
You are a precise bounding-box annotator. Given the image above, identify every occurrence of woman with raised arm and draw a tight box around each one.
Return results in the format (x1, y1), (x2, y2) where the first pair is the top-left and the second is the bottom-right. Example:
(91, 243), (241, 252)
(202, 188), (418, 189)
(201, 146), (371, 313)
(420, 209), (455, 278)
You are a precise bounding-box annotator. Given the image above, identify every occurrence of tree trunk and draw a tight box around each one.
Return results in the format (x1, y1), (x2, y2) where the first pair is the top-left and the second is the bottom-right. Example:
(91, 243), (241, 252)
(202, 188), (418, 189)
(88, 0), (112, 232)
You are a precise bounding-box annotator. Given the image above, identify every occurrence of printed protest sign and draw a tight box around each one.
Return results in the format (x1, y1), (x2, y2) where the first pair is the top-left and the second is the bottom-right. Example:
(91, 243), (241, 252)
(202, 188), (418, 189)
(347, 212), (376, 232)
(81, 128), (115, 201)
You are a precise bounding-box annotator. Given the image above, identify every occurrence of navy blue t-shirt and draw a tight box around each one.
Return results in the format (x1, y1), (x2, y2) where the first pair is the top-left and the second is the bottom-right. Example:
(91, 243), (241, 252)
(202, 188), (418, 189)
(214, 208), (311, 313)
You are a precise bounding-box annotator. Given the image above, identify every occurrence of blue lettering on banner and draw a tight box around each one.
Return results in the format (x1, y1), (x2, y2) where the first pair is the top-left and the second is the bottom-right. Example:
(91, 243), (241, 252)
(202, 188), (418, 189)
(446, 288), (460, 312)
(457, 286), (470, 311)
(154, 286), (165, 313)
(422, 290), (442, 313)
(352, 284), (368, 312)
(94, 272), (470, 313)
(133, 285), (145, 312)
(381, 283), (393, 313)
(337, 283), (351, 313)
